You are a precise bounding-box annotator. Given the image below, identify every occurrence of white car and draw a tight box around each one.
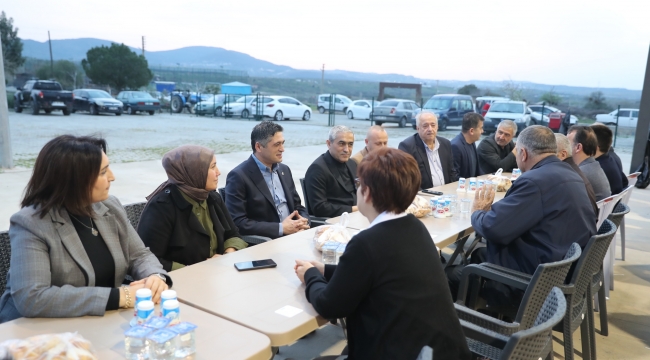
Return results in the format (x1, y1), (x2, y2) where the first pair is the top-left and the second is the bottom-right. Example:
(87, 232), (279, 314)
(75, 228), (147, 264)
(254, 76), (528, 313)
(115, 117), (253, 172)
(317, 94), (351, 114)
(251, 96), (312, 121)
(484, 101), (531, 135)
(596, 108), (639, 127)
(346, 100), (381, 120)
(528, 104), (578, 125)
(224, 96), (257, 118)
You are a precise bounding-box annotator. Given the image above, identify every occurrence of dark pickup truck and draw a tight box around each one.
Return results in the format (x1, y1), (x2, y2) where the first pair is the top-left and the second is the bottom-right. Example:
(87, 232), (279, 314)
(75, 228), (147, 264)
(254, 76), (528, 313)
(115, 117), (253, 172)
(14, 80), (74, 115)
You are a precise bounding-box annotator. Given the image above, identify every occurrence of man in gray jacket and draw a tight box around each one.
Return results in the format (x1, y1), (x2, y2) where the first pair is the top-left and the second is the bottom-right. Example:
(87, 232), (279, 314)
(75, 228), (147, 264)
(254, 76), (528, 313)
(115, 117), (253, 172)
(477, 120), (518, 174)
(568, 125), (611, 200)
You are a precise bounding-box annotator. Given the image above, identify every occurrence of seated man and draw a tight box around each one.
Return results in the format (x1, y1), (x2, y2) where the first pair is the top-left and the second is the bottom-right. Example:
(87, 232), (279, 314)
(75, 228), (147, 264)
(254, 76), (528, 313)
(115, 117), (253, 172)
(591, 124), (629, 194)
(398, 111), (457, 189)
(304, 125), (358, 218)
(555, 133), (598, 216)
(448, 126), (596, 305)
(567, 125), (611, 200)
(225, 121), (310, 239)
(351, 125), (388, 165)
(477, 120), (518, 174)
(451, 113), (484, 178)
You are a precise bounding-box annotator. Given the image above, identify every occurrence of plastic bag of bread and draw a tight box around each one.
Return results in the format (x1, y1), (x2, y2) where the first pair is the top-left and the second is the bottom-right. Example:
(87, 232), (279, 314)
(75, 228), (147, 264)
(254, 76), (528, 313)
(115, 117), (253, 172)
(313, 212), (352, 251)
(405, 195), (430, 218)
(487, 168), (512, 192)
(0, 332), (98, 360)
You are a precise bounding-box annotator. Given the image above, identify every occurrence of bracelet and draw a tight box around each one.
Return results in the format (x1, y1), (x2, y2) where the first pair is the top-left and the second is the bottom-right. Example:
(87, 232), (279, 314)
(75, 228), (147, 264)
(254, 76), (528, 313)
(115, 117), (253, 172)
(122, 286), (132, 308)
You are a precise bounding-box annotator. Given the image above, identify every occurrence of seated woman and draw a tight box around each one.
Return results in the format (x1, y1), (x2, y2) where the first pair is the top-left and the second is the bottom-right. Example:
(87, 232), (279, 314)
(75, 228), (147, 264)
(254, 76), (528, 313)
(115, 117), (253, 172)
(295, 148), (471, 360)
(0, 135), (170, 323)
(138, 145), (247, 271)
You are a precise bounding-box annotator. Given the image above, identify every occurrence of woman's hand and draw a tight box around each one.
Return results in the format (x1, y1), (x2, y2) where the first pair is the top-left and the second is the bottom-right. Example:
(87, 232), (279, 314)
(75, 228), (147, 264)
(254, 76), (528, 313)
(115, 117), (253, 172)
(308, 261), (325, 275)
(294, 260), (314, 285)
(224, 247), (237, 254)
(143, 274), (169, 303)
(119, 282), (146, 308)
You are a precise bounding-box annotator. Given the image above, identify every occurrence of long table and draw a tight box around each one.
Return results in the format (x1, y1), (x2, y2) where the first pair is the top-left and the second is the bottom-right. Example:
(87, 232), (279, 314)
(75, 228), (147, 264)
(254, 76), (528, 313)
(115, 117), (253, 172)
(170, 227), (329, 347)
(0, 305), (272, 360)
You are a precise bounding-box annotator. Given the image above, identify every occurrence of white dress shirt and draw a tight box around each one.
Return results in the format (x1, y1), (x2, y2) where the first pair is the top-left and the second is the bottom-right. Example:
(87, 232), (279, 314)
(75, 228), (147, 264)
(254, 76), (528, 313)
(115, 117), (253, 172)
(422, 139), (445, 187)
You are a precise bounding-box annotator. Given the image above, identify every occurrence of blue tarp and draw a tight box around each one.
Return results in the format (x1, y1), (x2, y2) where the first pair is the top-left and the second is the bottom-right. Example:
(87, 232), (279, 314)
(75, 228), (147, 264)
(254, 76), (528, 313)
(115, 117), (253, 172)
(221, 81), (251, 95)
(154, 81), (175, 93)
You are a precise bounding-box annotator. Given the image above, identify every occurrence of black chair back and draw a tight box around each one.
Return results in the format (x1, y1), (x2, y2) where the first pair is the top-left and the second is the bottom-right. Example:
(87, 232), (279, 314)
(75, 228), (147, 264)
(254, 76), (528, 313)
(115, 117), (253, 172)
(123, 202), (147, 229)
(0, 231), (10, 295)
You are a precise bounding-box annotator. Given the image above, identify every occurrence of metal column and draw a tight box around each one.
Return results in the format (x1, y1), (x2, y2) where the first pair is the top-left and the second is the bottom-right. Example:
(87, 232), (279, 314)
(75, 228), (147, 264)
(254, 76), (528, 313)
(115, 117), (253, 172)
(631, 44), (650, 173)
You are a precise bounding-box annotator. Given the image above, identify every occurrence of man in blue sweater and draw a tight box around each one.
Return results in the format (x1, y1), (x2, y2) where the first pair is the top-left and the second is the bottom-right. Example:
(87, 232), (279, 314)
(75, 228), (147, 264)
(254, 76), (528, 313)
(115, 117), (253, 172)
(451, 113), (484, 178)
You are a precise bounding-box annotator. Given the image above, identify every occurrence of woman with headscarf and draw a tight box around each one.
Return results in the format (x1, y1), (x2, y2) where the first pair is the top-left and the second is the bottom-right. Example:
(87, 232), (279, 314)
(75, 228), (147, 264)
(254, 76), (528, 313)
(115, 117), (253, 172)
(137, 145), (247, 271)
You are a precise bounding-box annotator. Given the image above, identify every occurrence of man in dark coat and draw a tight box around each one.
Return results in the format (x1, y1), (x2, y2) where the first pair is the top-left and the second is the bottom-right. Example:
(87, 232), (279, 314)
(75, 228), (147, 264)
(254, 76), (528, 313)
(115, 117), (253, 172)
(477, 120), (519, 174)
(555, 133), (599, 217)
(451, 113), (484, 178)
(591, 124), (629, 194)
(398, 111), (457, 189)
(225, 122), (310, 239)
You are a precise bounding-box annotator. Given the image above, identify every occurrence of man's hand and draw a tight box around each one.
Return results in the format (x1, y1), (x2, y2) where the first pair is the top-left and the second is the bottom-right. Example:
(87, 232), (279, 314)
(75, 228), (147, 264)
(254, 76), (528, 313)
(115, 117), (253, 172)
(282, 211), (310, 235)
(472, 184), (495, 213)
(224, 247), (237, 254)
(294, 260), (315, 284)
(352, 206), (358, 212)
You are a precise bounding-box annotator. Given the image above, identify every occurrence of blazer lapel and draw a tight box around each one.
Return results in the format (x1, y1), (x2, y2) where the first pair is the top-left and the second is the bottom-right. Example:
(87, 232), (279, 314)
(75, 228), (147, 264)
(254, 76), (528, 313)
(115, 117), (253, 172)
(323, 153), (353, 192)
(415, 135), (432, 178)
(437, 137), (450, 183)
(51, 208), (96, 286)
(245, 156), (276, 209)
(277, 165), (295, 211)
(92, 201), (128, 287)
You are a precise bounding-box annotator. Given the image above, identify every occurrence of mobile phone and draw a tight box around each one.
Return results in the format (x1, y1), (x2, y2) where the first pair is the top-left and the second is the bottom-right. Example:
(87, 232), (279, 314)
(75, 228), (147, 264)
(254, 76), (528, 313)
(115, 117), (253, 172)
(234, 259), (277, 271)
(422, 189), (444, 196)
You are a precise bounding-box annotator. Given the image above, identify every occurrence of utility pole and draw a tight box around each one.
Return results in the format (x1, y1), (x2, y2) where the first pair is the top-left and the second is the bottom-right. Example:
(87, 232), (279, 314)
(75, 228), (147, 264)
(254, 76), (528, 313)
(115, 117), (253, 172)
(48, 31), (54, 79)
(320, 64), (325, 94)
(142, 36), (146, 57)
(0, 35), (14, 168)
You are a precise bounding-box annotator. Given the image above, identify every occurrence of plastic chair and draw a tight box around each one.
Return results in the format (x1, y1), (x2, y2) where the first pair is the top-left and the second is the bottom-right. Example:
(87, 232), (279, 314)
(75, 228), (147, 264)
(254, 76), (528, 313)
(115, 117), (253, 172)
(600, 203), (629, 298)
(123, 202), (147, 229)
(461, 287), (567, 360)
(590, 219), (619, 343)
(0, 231), (10, 295)
(299, 178), (330, 227)
(217, 187), (271, 246)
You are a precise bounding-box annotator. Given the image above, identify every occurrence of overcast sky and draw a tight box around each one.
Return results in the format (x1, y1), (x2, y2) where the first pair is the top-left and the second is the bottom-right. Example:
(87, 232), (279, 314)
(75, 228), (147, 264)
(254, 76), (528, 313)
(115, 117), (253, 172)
(4, 0), (650, 89)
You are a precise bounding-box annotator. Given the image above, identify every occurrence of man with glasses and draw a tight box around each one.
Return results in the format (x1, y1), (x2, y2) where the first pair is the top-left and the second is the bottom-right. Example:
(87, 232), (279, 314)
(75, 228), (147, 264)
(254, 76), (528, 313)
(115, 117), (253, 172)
(304, 125), (358, 217)
(398, 111), (458, 189)
(477, 120), (518, 174)
(225, 121), (310, 239)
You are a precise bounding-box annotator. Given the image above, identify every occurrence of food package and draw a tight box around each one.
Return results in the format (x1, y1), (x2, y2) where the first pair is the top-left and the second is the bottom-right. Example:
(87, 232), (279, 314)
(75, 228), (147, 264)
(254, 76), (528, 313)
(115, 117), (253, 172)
(0, 332), (98, 360)
(405, 195), (431, 218)
(313, 212), (352, 251)
(487, 168), (513, 192)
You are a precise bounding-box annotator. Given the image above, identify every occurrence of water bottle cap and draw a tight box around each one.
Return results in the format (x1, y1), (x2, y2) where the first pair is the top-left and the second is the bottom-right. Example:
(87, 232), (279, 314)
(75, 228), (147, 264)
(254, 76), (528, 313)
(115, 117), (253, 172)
(161, 290), (177, 299)
(162, 299), (180, 310)
(136, 288), (152, 297)
(137, 300), (154, 311)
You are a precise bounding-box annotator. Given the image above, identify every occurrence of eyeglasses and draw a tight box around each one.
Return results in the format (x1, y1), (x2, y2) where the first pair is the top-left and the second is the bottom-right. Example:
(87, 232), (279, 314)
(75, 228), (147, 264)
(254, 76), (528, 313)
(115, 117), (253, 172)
(354, 178), (361, 188)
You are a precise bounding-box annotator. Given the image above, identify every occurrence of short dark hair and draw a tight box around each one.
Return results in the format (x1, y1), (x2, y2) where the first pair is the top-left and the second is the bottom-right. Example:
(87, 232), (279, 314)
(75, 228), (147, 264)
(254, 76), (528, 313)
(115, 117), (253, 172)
(357, 148), (420, 214)
(461, 113), (484, 133)
(568, 125), (598, 156)
(590, 124), (613, 153)
(517, 125), (557, 156)
(22, 135), (107, 218)
(251, 121), (283, 152)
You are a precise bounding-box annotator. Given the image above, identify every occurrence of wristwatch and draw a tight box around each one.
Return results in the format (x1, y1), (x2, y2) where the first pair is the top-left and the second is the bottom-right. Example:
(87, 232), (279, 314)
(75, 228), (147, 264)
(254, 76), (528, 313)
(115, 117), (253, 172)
(153, 273), (166, 282)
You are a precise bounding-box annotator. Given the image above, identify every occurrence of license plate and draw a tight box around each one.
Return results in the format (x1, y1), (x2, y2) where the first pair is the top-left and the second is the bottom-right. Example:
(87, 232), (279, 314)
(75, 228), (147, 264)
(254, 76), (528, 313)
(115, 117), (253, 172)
(145, 102), (153, 105)
(109, 107), (117, 110)
(375, 116), (386, 120)
(52, 101), (64, 106)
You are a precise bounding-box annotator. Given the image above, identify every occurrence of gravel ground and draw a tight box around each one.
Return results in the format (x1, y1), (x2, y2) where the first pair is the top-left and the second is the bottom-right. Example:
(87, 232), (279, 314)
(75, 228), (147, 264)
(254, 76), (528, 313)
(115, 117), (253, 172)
(6, 110), (636, 168)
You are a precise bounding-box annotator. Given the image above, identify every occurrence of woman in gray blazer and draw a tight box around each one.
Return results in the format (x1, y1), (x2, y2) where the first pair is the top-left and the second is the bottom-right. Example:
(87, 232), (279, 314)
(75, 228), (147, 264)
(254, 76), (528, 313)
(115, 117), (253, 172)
(0, 135), (171, 323)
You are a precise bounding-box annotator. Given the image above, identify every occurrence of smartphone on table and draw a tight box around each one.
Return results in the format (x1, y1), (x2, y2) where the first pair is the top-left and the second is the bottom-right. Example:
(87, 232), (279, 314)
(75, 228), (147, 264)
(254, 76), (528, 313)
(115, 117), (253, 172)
(234, 259), (277, 271)
(421, 189), (444, 196)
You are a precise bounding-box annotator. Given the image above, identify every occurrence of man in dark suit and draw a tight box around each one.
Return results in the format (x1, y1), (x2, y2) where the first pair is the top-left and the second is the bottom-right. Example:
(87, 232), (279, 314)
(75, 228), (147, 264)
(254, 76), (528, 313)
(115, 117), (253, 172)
(225, 121), (310, 239)
(591, 124), (629, 194)
(451, 113), (484, 178)
(304, 125), (358, 218)
(398, 111), (458, 189)
(477, 120), (518, 174)
(555, 133), (598, 217)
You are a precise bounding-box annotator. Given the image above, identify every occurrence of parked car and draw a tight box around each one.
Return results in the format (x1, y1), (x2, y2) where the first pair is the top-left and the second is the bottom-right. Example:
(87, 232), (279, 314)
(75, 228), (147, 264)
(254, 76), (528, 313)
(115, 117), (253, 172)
(483, 101), (531, 135)
(72, 89), (123, 115)
(528, 104), (578, 130)
(476, 96), (509, 116)
(371, 99), (420, 128)
(346, 100), (381, 120)
(317, 94), (351, 114)
(528, 108), (551, 128)
(596, 108), (639, 127)
(194, 94), (240, 116)
(250, 96), (312, 121)
(14, 80), (73, 115)
(412, 94), (475, 130)
(116, 91), (161, 115)
(224, 95), (257, 118)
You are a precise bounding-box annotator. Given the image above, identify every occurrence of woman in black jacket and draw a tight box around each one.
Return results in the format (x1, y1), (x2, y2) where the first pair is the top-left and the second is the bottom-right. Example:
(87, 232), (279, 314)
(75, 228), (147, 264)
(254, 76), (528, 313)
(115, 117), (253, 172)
(138, 145), (247, 271)
(295, 148), (471, 360)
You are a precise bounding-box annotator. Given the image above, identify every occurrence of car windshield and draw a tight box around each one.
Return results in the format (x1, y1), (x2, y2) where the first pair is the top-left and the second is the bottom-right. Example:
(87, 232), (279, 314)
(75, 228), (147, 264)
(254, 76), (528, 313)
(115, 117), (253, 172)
(87, 90), (112, 98)
(131, 92), (154, 99)
(490, 103), (524, 113)
(423, 98), (451, 110)
(379, 100), (398, 107)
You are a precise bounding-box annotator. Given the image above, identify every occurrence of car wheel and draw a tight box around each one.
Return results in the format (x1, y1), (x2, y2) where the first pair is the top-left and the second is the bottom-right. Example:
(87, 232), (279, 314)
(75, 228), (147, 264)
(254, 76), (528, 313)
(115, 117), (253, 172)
(171, 96), (183, 113)
(62, 108), (71, 116)
(439, 118), (448, 131)
(215, 107), (223, 117)
(343, 107), (348, 114)
(14, 100), (23, 113)
(347, 111), (353, 119)
(302, 111), (310, 121)
(399, 116), (407, 128)
(148, 110), (154, 115)
(241, 109), (250, 119)
(127, 107), (135, 115)
(90, 105), (98, 115)
(274, 110), (284, 121)
(44, 109), (52, 114)
(31, 101), (39, 115)
(318, 107), (325, 114)
(71, 108), (76, 113)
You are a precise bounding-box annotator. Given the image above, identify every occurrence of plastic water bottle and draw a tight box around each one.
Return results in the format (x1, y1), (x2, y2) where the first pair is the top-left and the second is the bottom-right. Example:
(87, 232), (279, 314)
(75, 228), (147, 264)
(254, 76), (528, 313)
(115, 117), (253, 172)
(336, 243), (347, 264)
(160, 290), (177, 309)
(124, 325), (151, 360)
(147, 328), (177, 360)
(321, 242), (338, 265)
(145, 316), (171, 331)
(162, 299), (181, 325)
(131, 288), (153, 326)
(137, 300), (155, 325)
(170, 322), (198, 359)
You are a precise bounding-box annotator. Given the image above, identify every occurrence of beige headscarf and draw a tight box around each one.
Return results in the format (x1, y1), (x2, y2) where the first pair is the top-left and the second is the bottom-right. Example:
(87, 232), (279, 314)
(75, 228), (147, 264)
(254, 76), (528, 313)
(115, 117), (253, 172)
(146, 145), (215, 202)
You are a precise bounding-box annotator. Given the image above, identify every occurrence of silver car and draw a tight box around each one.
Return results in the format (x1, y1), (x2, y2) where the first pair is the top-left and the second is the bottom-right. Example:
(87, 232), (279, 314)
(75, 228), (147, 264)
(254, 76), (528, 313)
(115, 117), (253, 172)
(370, 99), (420, 128)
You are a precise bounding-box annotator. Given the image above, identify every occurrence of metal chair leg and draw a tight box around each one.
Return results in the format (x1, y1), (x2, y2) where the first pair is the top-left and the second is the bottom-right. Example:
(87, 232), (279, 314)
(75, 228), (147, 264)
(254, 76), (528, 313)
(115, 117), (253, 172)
(620, 216), (626, 261)
(598, 283), (609, 336)
(580, 316), (592, 360)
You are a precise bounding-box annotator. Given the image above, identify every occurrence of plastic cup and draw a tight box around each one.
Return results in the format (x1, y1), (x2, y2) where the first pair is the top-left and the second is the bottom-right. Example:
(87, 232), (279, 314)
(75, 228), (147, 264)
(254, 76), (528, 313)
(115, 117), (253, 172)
(460, 199), (471, 213)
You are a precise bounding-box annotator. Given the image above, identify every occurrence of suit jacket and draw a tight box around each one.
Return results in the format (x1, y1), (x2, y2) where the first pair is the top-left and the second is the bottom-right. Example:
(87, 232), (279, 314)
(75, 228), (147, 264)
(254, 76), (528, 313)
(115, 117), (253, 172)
(225, 155), (309, 239)
(138, 185), (242, 271)
(398, 134), (458, 189)
(596, 153), (628, 194)
(0, 196), (168, 323)
(564, 157), (599, 217)
(476, 135), (518, 174)
(450, 133), (482, 178)
(472, 156), (596, 275)
(304, 152), (358, 218)
(304, 215), (471, 360)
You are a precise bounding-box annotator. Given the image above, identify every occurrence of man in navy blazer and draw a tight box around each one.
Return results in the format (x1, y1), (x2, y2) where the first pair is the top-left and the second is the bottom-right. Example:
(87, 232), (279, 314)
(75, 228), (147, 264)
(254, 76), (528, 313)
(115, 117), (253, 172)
(398, 111), (458, 189)
(451, 113), (484, 178)
(225, 122), (310, 239)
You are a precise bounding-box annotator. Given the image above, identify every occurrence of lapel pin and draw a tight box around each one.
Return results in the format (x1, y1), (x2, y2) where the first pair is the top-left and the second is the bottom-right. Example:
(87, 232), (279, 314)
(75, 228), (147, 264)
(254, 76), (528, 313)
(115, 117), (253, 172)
(282, 172), (284, 176)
